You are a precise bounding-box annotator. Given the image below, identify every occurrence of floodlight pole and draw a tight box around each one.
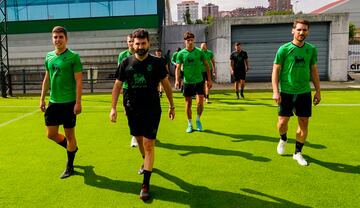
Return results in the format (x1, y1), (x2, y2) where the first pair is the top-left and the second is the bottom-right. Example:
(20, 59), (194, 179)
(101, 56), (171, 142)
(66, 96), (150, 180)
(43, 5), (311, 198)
(0, 0), (12, 97)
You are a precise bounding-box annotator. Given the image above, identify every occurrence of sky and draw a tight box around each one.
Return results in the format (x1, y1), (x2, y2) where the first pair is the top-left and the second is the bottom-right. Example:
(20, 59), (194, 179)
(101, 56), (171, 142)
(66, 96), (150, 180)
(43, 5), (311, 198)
(170, 0), (337, 21)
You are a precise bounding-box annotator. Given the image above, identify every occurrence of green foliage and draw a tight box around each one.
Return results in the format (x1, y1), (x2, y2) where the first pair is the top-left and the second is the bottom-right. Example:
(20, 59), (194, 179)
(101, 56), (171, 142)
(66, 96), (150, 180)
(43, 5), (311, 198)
(349, 22), (356, 39)
(183, 8), (192, 24)
(265, 10), (294, 16)
(1, 90), (360, 207)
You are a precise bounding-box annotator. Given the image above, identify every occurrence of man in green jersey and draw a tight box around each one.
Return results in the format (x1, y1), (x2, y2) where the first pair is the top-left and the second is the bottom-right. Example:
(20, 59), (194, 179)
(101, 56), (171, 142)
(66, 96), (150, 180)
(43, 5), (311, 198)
(175, 31), (212, 133)
(40, 26), (83, 179)
(118, 33), (139, 148)
(272, 19), (321, 166)
(200, 42), (216, 103)
(172, 47), (183, 90)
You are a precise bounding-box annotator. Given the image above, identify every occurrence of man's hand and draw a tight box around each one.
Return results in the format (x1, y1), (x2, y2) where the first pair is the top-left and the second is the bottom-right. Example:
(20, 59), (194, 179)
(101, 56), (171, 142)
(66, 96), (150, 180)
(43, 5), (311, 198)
(40, 100), (46, 112)
(272, 92), (281, 104)
(110, 108), (117, 122)
(74, 103), (82, 115)
(207, 80), (212, 89)
(168, 108), (175, 120)
(313, 92), (321, 106)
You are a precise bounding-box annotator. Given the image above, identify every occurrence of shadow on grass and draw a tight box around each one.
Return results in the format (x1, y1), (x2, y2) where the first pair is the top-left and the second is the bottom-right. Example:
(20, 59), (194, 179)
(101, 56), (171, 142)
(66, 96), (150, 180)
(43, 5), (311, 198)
(156, 140), (271, 162)
(74, 165), (311, 207)
(305, 156), (360, 174)
(203, 130), (326, 149)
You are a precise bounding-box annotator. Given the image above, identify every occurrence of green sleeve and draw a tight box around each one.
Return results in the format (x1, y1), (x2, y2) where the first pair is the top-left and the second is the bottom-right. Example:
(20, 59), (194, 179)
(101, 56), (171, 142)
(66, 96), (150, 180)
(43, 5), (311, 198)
(274, 47), (284, 65)
(310, 47), (318, 65)
(73, 54), (83, 72)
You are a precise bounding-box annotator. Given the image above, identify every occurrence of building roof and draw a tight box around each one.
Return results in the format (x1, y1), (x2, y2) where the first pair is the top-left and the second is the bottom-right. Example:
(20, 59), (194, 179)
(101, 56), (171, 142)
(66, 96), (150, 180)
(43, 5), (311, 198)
(310, 0), (349, 14)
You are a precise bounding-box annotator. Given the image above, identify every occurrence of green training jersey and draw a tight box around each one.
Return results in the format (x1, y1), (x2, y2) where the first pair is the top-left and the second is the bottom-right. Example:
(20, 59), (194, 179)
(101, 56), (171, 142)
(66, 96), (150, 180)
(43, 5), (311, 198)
(176, 47), (205, 84)
(274, 42), (317, 94)
(171, 52), (178, 65)
(117, 49), (132, 89)
(45, 49), (82, 103)
(200, 49), (214, 72)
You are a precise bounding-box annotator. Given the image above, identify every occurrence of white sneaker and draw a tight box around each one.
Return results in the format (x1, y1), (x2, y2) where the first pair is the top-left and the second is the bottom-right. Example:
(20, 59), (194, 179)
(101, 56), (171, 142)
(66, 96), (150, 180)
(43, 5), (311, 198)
(277, 139), (287, 155)
(131, 136), (138, 147)
(293, 152), (308, 166)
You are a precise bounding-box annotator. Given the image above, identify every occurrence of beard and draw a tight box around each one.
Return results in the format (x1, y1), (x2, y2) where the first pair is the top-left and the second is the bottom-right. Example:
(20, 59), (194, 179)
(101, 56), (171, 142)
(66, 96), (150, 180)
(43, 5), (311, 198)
(135, 48), (149, 56)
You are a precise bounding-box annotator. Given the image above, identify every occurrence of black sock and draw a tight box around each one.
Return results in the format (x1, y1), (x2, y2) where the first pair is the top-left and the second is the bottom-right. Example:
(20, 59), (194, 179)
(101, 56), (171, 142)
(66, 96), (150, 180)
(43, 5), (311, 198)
(236, 90), (239, 97)
(240, 88), (244, 94)
(142, 155), (145, 159)
(295, 141), (304, 153)
(58, 138), (67, 149)
(143, 170), (152, 186)
(67, 148), (78, 168)
(280, 133), (287, 142)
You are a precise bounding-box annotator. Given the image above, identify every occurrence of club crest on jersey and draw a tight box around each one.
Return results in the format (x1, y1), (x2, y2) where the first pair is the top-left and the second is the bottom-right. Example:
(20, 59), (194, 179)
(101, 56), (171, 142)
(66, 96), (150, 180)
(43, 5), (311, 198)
(133, 73), (147, 88)
(147, 65), (153, 72)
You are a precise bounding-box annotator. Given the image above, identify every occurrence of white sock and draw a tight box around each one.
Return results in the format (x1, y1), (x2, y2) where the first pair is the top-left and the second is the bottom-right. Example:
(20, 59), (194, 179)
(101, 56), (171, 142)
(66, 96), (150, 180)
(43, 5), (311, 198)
(196, 115), (200, 121)
(188, 119), (192, 126)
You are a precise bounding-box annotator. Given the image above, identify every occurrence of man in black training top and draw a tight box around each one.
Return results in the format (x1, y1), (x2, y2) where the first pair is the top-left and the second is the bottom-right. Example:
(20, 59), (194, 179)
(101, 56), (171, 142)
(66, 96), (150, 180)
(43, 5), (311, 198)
(110, 29), (175, 201)
(230, 42), (249, 99)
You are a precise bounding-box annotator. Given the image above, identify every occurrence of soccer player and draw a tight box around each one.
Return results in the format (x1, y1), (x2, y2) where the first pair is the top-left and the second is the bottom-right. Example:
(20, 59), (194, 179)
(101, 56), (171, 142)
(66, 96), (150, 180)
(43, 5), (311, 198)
(110, 29), (175, 201)
(40, 26), (82, 179)
(175, 31), (212, 133)
(272, 19), (321, 166)
(230, 42), (249, 99)
(154, 48), (169, 97)
(200, 42), (216, 103)
(171, 47), (183, 90)
(118, 33), (138, 148)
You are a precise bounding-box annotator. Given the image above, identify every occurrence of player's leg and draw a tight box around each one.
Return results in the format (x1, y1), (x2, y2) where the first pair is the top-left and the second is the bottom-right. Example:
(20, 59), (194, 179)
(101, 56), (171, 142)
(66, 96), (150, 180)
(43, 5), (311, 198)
(184, 84), (195, 133)
(240, 79), (245, 98)
(45, 103), (67, 148)
(136, 135), (145, 174)
(46, 125), (67, 148)
(195, 82), (205, 131)
(276, 93), (294, 155)
(292, 92), (312, 166)
(61, 127), (78, 179)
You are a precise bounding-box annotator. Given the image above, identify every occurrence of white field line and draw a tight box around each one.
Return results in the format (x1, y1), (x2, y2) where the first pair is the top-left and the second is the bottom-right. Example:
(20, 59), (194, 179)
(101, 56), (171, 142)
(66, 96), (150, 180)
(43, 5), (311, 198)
(0, 109), (39, 127)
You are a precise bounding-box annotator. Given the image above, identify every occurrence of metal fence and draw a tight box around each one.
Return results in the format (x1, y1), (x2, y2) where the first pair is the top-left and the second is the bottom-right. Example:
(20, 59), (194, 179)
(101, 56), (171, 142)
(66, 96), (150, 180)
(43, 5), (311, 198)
(348, 44), (360, 72)
(10, 67), (117, 94)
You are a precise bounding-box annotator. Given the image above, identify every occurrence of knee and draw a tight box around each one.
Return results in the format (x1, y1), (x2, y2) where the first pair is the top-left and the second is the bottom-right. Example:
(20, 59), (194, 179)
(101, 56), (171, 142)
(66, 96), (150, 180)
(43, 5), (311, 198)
(47, 132), (57, 140)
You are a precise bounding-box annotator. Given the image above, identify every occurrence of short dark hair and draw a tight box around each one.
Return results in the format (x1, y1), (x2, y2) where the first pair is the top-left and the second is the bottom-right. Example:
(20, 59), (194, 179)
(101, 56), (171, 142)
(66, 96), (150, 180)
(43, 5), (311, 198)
(183, 31), (195, 40)
(52, 26), (67, 37)
(127, 33), (133, 39)
(177, 47), (182, 52)
(132, 28), (149, 41)
(235, 42), (241, 46)
(293, 19), (310, 29)
(156, 48), (162, 52)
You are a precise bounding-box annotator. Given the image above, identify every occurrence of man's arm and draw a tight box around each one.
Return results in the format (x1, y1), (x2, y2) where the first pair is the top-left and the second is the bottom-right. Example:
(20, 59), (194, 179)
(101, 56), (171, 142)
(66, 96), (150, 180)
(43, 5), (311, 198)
(211, 57), (216, 76)
(272, 64), (281, 104)
(73, 72), (83, 115)
(311, 64), (321, 105)
(175, 63), (181, 89)
(40, 71), (50, 112)
(161, 77), (175, 120)
(230, 60), (234, 75)
(245, 58), (250, 72)
(110, 79), (123, 122)
(203, 59), (212, 89)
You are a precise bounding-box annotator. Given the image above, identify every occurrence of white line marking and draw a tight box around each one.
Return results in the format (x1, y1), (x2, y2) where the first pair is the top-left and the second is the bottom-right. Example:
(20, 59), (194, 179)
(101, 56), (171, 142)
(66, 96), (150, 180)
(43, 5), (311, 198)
(0, 109), (39, 127)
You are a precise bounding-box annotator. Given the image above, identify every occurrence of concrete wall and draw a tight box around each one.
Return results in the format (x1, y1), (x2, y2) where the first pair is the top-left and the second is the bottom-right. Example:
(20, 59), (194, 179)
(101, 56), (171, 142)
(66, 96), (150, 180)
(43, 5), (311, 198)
(208, 13), (349, 82)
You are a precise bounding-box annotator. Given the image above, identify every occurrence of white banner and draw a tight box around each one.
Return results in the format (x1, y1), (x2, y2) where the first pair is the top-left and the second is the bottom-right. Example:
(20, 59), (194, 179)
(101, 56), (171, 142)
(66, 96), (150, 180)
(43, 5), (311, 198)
(348, 45), (360, 72)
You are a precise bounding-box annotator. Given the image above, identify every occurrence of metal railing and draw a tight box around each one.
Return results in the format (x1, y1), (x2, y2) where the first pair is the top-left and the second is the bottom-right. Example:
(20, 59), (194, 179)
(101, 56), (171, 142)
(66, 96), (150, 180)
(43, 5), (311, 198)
(10, 67), (117, 94)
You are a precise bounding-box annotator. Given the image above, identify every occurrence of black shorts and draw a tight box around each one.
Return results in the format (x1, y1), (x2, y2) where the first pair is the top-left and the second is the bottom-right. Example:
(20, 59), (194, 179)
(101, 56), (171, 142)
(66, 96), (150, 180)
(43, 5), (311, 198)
(278, 92), (312, 117)
(202, 72), (208, 82)
(45, 101), (76, 128)
(125, 106), (161, 140)
(233, 70), (246, 81)
(183, 82), (204, 97)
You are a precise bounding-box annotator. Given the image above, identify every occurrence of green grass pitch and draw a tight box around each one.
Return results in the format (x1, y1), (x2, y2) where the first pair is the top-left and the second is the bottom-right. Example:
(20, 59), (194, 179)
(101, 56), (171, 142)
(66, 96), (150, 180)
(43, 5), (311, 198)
(1, 90), (359, 207)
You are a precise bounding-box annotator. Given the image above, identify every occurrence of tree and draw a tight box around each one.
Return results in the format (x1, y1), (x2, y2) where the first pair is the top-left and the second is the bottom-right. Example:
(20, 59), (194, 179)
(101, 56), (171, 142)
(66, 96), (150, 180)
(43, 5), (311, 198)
(183, 8), (192, 24)
(349, 22), (356, 39)
(265, 10), (294, 16)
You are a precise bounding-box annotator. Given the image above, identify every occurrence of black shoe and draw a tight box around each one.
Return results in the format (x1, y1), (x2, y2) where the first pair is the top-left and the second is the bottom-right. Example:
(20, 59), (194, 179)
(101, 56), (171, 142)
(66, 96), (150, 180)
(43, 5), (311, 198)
(60, 166), (74, 179)
(240, 93), (244, 98)
(140, 184), (150, 201)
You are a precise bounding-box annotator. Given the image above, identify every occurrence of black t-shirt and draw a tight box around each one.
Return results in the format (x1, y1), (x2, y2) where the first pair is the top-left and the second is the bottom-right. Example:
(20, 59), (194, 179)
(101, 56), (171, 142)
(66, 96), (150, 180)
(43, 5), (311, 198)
(116, 54), (168, 109)
(230, 50), (248, 72)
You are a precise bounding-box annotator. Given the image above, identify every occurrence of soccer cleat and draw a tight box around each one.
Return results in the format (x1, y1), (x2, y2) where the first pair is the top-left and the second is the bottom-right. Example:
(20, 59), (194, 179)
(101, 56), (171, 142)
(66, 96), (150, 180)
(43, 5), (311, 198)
(205, 98), (209, 103)
(60, 166), (74, 179)
(196, 120), (203, 131)
(293, 152), (308, 166)
(138, 164), (145, 175)
(186, 125), (193, 133)
(131, 136), (138, 147)
(277, 139), (287, 155)
(140, 184), (150, 201)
